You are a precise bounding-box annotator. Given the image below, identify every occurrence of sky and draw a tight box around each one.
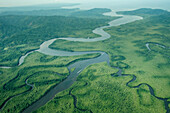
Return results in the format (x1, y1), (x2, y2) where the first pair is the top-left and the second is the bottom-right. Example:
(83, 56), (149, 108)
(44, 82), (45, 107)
(0, 0), (170, 11)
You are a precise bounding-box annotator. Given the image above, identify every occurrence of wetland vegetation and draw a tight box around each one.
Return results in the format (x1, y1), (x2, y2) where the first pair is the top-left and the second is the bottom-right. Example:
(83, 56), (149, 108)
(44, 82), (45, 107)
(0, 6), (169, 113)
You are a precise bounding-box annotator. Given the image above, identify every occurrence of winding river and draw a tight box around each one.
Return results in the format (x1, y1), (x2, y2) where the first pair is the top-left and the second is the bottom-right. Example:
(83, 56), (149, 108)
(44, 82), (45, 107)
(146, 42), (170, 58)
(0, 10), (169, 113)
(146, 42), (170, 51)
(22, 12), (143, 113)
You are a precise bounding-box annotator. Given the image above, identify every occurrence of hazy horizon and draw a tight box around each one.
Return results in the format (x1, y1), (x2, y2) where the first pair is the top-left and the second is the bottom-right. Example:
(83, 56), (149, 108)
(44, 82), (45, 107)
(0, 0), (170, 11)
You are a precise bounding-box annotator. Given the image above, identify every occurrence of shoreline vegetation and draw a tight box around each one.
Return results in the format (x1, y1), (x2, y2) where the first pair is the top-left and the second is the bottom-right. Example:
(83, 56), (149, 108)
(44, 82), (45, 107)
(0, 7), (169, 113)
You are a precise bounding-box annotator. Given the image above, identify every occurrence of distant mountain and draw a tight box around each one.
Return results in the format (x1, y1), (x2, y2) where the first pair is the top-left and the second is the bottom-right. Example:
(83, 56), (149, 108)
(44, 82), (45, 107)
(0, 8), (111, 18)
(0, 8), (80, 16)
(0, 3), (79, 13)
(70, 8), (111, 17)
(117, 8), (169, 17)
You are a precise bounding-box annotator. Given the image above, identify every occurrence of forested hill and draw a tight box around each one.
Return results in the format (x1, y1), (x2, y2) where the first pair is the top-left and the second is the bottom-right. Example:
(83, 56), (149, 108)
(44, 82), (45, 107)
(0, 8), (111, 18)
(117, 8), (170, 45)
(117, 8), (170, 17)
(0, 8), (80, 17)
(0, 15), (114, 66)
(70, 8), (111, 18)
